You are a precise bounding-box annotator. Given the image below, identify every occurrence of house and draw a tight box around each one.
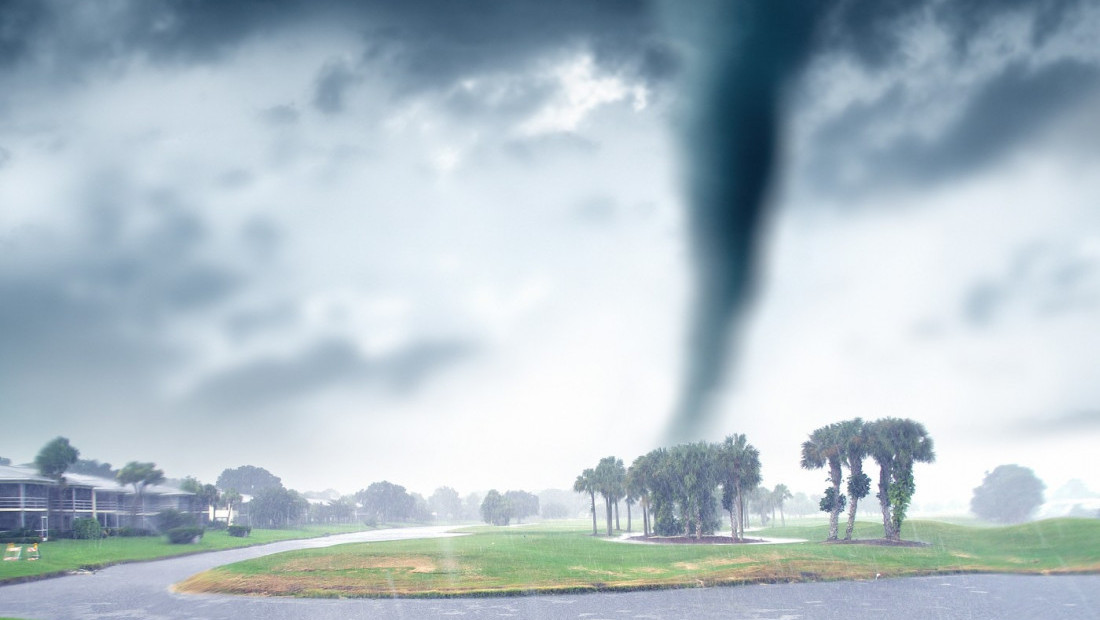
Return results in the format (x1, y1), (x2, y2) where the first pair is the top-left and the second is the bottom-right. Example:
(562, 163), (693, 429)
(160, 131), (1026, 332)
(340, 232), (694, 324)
(0, 464), (196, 535)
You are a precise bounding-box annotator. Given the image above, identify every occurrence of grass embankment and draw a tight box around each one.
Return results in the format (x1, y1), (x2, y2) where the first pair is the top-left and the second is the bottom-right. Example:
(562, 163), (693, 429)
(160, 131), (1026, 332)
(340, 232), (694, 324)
(0, 523), (369, 583)
(176, 518), (1100, 598)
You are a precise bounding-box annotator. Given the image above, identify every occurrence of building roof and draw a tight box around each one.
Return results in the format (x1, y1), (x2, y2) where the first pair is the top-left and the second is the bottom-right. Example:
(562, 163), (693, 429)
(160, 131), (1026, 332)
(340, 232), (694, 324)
(0, 465), (193, 496)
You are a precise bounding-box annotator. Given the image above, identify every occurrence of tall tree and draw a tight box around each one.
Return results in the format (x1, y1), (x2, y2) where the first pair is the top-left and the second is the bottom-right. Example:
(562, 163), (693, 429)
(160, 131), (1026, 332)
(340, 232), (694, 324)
(593, 456), (625, 536)
(839, 418), (872, 540)
(801, 423), (846, 541)
(627, 455), (653, 537)
(480, 489), (512, 525)
(216, 465), (283, 495)
(867, 418), (935, 540)
(970, 464), (1045, 523)
(250, 486), (308, 528)
(180, 477), (220, 523)
(504, 490), (539, 523)
(35, 436), (79, 533)
(355, 481), (415, 523)
(116, 461), (165, 528)
(716, 434), (760, 540)
(573, 469), (598, 536)
(222, 489), (242, 525)
(669, 442), (718, 540)
(428, 486), (464, 521)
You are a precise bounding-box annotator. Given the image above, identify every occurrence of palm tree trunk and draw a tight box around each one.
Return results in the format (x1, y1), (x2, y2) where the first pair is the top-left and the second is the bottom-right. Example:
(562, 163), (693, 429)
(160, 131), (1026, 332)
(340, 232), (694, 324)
(844, 461), (863, 540)
(877, 462), (894, 539)
(589, 491), (597, 536)
(605, 497), (613, 537)
(828, 460), (842, 541)
(728, 508), (737, 541)
(626, 502), (632, 532)
(614, 501), (620, 531)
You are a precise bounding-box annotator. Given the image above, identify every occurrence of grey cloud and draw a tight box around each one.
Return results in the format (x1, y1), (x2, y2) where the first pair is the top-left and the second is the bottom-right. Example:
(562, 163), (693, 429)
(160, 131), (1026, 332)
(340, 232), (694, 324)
(885, 60), (1100, 184)
(1007, 410), (1100, 436)
(186, 338), (477, 412)
(961, 243), (1100, 326)
(260, 104), (300, 126)
(313, 59), (359, 115)
(0, 146), (10, 168)
(224, 303), (299, 342)
(963, 282), (1006, 327)
(502, 133), (599, 165)
(807, 60), (1100, 196)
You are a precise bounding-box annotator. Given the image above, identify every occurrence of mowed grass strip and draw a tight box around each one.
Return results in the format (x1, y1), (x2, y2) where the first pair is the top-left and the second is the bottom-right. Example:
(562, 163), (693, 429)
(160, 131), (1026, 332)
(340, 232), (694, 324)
(0, 524), (371, 582)
(174, 518), (1100, 598)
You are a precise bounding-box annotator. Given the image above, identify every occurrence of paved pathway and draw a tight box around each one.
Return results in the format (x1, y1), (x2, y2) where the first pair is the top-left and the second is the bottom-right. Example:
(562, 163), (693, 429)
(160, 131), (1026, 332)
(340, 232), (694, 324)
(0, 526), (1096, 619)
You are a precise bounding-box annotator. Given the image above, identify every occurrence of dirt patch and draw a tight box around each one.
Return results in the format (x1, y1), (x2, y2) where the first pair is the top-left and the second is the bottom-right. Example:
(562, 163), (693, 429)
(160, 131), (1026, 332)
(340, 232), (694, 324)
(278, 555), (448, 573)
(673, 556), (756, 571)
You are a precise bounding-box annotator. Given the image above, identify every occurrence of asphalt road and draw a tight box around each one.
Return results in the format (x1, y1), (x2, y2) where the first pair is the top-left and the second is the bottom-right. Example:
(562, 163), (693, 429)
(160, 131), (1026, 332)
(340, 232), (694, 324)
(0, 526), (1096, 620)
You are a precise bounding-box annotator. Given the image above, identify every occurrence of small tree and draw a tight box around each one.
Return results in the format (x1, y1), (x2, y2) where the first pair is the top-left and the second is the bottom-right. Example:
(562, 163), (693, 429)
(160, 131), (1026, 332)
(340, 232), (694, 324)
(35, 437), (79, 533)
(117, 462), (165, 529)
(971, 465), (1045, 523)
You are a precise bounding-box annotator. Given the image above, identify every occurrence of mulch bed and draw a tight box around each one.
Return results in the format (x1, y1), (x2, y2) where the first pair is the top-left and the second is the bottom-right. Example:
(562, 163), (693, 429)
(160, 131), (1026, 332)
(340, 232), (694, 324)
(627, 535), (765, 545)
(824, 538), (930, 547)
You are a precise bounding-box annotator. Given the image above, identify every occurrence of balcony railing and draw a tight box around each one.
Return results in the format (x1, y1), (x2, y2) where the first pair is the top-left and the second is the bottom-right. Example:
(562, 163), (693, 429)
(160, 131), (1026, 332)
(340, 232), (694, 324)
(50, 500), (95, 511)
(0, 497), (48, 509)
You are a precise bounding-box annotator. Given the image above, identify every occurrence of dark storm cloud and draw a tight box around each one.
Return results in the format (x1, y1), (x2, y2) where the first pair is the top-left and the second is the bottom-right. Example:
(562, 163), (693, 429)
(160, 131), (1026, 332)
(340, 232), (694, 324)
(666, 0), (1099, 439)
(884, 60), (1100, 185)
(0, 1), (665, 103)
(185, 338), (477, 412)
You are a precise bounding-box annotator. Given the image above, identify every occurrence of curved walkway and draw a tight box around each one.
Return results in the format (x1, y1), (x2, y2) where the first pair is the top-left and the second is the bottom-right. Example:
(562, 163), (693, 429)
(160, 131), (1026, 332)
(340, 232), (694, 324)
(0, 526), (1096, 619)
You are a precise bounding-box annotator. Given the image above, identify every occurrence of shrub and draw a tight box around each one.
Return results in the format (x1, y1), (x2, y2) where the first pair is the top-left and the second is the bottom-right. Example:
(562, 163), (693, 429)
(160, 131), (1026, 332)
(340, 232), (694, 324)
(227, 524), (251, 537)
(156, 509), (197, 532)
(166, 526), (204, 544)
(0, 529), (41, 544)
(116, 526), (154, 537)
(208, 519), (228, 530)
(72, 518), (103, 539)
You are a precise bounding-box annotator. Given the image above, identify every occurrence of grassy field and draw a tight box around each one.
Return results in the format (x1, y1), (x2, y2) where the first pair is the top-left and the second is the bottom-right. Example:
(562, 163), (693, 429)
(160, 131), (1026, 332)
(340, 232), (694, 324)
(0, 523), (369, 582)
(176, 518), (1100, 598)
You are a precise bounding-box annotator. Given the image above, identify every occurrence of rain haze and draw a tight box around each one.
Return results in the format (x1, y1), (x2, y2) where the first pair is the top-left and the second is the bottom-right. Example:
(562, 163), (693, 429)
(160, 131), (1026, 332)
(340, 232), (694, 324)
(1, 0), (1099, 512)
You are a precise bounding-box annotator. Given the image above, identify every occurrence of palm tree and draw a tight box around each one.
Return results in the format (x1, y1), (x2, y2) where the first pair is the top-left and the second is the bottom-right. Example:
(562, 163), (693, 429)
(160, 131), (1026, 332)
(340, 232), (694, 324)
(771, 484), (793, 526)
(717, 434), (761, 541)
(34, 437), (79, 535)
(866, 418), (935, 540)
(222, 489), (242, 525)
(116, 462), (165, 529)
(839, 418), (872, 540)
(801, 423), (846, 541)
(593, 457), (625, 536)
(573, 469), (598, 536)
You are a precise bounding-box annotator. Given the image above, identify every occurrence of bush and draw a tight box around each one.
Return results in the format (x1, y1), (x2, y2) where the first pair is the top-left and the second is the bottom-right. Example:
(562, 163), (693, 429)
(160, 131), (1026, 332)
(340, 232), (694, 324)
(116, 526), (154, 537)
(166, 526), (204, 544)
(0, 529), (41, 544)
(227, 524), (252, 537)
(72, 518), (103, 539)
(208, 519), (228, 530)
(156, 509), (197, 532)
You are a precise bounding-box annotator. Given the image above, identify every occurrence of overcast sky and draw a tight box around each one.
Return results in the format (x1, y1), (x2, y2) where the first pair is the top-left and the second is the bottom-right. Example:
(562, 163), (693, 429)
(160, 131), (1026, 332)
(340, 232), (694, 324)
(1, 0), (1098, 510)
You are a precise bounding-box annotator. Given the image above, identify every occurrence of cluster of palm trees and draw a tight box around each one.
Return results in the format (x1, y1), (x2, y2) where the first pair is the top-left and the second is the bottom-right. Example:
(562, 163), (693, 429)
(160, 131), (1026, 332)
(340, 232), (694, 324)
(800, 417), (934, 541)
(574, 434), (768, 541)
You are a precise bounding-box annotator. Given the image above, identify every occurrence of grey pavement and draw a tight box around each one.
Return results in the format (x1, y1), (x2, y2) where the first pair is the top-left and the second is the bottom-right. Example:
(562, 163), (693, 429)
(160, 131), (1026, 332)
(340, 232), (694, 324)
(0, 526), (1097, 619)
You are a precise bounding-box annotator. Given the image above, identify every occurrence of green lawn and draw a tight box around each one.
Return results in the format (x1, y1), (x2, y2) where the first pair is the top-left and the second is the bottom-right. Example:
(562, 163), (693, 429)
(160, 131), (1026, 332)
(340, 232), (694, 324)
(176, 518), (1100, 598)
(0, 524), (370, 582)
